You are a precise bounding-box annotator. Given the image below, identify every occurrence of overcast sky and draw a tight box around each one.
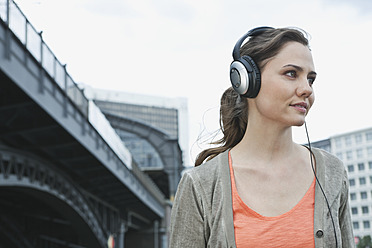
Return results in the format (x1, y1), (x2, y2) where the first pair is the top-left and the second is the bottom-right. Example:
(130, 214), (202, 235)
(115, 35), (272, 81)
(14, 0), (372, 164)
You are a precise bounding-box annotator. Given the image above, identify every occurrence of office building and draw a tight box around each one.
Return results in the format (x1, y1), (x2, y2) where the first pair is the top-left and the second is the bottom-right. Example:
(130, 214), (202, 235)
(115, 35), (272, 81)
(312, 127), (372, 238)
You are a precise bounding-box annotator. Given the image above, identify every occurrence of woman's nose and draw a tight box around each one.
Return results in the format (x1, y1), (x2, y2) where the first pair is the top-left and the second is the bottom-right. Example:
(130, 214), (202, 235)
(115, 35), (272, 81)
(297, 78), (313, 97)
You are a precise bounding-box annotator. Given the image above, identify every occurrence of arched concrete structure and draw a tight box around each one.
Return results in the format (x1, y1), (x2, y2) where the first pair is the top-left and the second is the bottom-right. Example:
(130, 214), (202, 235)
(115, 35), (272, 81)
(105, 113), (183, 199)
(0, 146), (107, 248)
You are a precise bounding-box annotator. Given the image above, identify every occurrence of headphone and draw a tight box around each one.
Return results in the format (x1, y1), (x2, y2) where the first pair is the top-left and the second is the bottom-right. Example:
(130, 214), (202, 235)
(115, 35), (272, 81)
(229, 26), (274, 98)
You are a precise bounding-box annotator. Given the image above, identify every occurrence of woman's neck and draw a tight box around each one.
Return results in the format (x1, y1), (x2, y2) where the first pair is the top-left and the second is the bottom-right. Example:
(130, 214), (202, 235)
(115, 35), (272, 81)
(232, 121), (297, 166)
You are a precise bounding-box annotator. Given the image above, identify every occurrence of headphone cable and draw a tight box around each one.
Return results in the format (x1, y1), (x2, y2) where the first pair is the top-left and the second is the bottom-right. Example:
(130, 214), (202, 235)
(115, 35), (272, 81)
(304, 122), (338, 248)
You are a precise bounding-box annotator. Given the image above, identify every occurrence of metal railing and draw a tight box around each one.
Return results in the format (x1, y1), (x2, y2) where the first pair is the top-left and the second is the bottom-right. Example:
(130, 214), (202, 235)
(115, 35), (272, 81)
(0, 0), (88, 115)
(0, 0), (133, 170)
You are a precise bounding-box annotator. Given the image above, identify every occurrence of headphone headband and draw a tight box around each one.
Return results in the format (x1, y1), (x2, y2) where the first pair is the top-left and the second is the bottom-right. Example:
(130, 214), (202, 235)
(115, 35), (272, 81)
(232, 26), (274, 60)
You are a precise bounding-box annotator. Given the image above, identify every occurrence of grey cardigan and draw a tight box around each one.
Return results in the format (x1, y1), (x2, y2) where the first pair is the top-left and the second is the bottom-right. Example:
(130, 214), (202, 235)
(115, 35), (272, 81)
(169, 148), (355, 247)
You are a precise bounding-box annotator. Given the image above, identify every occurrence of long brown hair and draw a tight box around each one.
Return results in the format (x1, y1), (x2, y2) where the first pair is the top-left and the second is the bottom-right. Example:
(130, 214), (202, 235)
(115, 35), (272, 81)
(195, 27), (310, 166)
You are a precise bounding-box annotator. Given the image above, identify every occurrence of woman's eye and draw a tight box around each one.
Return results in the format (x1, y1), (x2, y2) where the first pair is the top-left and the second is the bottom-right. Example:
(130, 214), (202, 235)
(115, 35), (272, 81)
(285, 71), (296, 78)
(308, 77), (316, 86)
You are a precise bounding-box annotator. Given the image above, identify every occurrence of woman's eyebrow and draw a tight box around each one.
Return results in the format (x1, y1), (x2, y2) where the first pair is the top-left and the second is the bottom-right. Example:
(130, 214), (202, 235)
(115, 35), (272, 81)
(283, 64), (317, 75)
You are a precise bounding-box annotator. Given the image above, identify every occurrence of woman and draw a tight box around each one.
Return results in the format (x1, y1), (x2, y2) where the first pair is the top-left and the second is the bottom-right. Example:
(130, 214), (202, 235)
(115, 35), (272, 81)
(169, 27), (354, 247)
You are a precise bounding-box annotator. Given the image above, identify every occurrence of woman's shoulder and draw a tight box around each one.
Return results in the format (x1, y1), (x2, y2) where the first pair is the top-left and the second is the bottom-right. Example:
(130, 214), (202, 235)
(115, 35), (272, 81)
(312, 147), (343, 164)
(184, 150), (229, 185)
(311, 147), (346, 175)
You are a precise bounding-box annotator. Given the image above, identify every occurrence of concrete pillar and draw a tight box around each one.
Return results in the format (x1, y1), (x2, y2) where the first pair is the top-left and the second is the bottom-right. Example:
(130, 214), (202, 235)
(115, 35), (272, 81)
(117, 222), (127, 248)
(154, 220), (159, 248)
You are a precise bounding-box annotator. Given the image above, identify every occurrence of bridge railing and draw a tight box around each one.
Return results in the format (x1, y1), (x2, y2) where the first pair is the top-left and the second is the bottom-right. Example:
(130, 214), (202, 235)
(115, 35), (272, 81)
(0, 0), (134, 169)
(0, 0), (88, 115)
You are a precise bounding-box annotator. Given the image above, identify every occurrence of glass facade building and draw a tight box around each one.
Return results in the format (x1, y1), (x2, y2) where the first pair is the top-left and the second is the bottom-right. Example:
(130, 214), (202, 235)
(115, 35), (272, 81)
(95, 100), (179, 139)
(116, 129), (164, 168)
(94, 100), (179, 169)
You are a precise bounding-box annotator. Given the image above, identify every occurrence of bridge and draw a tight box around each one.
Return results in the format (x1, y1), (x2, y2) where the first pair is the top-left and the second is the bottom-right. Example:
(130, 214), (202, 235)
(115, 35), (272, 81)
(0, 1), (183, 247)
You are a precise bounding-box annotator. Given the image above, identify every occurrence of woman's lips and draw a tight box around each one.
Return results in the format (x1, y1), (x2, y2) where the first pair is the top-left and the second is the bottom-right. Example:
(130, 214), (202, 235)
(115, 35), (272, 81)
(290, 102), (307, 113)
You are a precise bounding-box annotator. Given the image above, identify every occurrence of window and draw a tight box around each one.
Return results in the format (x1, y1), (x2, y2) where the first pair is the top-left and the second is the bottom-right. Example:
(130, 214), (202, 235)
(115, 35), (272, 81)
(361, 191), (367, 199)
(346, 151), (353, 160)
(353, 221), (359, 229)
(335, 138), (342, 148)
(367, 132), (372, 141)
(362, 206), (369, 214)
(368, 147), (372, 156)
(350, 193), (356, 200)
(345, 136), (352, 146)
(369, 161), (372, 170)
(349, 179), (355, 186)
(351, 207), (358, 215)
(357, 149), (364, 159)
(363, 221), (370, 229)
(348, 165), (354, 173)
(355, 134), (363, 143)
(360, 177), (366, 185)
(358, 163), (365, 171)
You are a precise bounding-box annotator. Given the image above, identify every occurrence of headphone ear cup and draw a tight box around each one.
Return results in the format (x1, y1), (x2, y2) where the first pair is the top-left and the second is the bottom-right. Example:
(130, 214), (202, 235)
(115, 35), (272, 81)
(230, 59), (250, 96)
(230, 55), (261, 98)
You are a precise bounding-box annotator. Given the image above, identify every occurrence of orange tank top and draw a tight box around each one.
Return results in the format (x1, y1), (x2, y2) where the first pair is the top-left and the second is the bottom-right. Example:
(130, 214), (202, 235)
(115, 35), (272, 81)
(228, 151), (315, 248)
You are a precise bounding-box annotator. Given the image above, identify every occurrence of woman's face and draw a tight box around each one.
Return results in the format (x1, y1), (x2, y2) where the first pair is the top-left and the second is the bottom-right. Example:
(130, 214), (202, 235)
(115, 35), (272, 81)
(250, 41), (316, 127)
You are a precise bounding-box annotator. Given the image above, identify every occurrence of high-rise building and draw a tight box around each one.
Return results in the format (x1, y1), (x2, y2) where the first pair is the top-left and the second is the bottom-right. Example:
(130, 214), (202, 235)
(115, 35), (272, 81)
(311, 127), (372, 238)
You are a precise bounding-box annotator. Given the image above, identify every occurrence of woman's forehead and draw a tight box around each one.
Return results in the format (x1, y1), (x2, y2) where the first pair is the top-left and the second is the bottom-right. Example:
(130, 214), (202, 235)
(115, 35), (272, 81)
(268, 42), (315, 71)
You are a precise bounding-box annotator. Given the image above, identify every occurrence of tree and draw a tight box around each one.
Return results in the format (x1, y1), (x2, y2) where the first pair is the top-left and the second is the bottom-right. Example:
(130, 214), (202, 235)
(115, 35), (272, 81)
(357, 235), (372, 248)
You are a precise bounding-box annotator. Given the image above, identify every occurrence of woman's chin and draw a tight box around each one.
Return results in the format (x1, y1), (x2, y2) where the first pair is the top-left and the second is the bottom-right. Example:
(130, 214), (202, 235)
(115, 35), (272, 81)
(292, 119), (306, 127)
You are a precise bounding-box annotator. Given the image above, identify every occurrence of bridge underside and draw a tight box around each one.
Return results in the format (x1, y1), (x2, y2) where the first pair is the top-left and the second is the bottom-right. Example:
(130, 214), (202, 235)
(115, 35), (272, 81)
(0, 67), (159, 222)
(0, 187), (99, 248)
(0, 51), (162, 247)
